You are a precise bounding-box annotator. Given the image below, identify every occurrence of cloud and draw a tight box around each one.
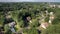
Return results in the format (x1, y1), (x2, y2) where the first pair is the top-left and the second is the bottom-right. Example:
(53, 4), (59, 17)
(0, 0), (35, 2)
(0, 0), (60, 2)
(35, 0), (60, 2)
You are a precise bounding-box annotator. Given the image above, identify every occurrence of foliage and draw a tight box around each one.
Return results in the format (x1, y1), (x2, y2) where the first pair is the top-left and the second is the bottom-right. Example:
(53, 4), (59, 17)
(0, 2), (60, 34)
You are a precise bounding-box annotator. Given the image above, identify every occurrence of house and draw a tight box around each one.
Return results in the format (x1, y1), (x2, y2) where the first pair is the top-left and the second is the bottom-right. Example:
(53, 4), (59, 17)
(26, 16), (32, 23)
(57, 5), (60, 8)
(3, 15), (16, 33)
(40, 22), (49, 29)
(49, 12), (54, 20)
(49, 5), (56, 8)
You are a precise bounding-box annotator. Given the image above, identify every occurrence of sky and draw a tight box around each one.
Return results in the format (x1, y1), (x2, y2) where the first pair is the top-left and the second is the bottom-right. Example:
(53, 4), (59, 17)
(0, 0), (60, 2)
